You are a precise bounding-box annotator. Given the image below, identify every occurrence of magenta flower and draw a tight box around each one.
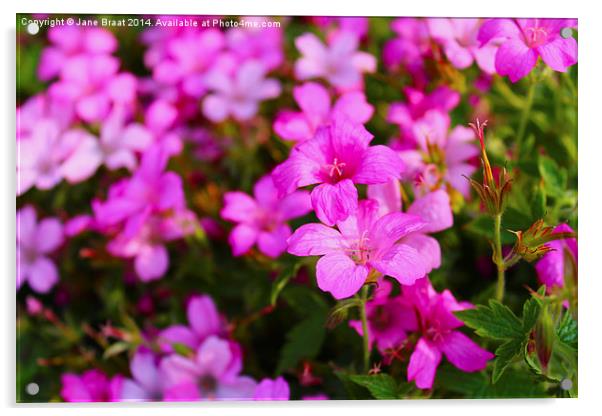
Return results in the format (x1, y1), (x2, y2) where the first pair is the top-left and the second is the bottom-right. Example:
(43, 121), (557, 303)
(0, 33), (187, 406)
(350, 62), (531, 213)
(161, 336), (256, 401)
(349, 279), (418, 354)
(427, 18), (498, 74)
(151, 29), (224, 98)
(404, 277), (494, 389)
(61, 107), (153, 183)
(60, 369), (118, 402)
(287, 200), (428, 299)
(221, 175), (312, 258)
(272, 117), (404, 226)
(274, 82), (373, 142)
(49, 54), (137, 122)
(93, 146), (197, 281)
(368, 181), (454, 273)
(294, 31), (376, 90)
(478, 18), (578, 82)
(254, 376), (290, 400)
(202, 59), (281, 122)
(114, 349), (164, 401)
(17, 205), (63, 293)
(399, 110), (478, 197)
(38, 26), (117, 81)
(226, 19), (284, 71)
(535, 224), (577, 291)
(388, 86), (460, 146)
(159, 295), (225, 352)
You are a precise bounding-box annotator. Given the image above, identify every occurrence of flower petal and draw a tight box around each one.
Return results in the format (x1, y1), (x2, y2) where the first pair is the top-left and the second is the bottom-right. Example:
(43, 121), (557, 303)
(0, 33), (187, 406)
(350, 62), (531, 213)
(316, 253), (368, 299)
(287, 223), (343, 256)
(407, 338), (442, 389)
(353, 145), (404, 184)
(372, 243), (427, 285)
(27, 256), (59, 293)
(311, 180), (358, 226)
(257, 224), (291, 258)
(537, 37), (577, 72)
(440, 331), (494, 372)
(228, 224), (259, 256)
(407, 190), (453, 233)
(495, 39), (538, 82)
(134, 244), (168, 282)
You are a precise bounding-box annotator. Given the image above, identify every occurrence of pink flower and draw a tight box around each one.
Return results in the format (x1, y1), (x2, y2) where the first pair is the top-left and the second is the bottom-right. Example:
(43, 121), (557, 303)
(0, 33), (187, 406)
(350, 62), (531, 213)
(60, 369), (118, 402)
(427, 18), (498, 74)
(151, 29), (224, 98)
(254, 376), (290, 400)
(368, 181), (454, 273)
(294, 31), (376, 90)
(226, 19), (284, 71)
(272, 117), (404, 226)
(221, 174), (312, 258)
(158, 295), (225, 352)
(535, 224), (577, 291)
(478, 18), (578, 82)
(49, 54), (137, 122)
(387, 86), (460, 146)
(287, 200), (428, 299)
(61, 106), (153, 183)
(274, 82), (373, 142)
(404, 277), (494, 389)
(17, 205), (63, 293)
(161, 336), (256, 401)
(93, 146), (197, 281)
(399, 110), (478, 197)
(349, 279), (418, 353)
(202, 59), (281, 122)
(114, 349), (164, 401)
(38, 26), (117, 81)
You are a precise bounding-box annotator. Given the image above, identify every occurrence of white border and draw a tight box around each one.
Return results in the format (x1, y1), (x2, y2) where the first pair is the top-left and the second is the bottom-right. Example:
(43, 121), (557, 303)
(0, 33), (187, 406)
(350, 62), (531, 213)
(3, 1), (601, 415)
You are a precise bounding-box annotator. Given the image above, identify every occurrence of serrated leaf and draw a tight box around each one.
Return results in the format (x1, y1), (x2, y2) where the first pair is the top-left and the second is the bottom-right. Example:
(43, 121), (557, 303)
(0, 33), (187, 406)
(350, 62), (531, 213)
(348, 374), (399, 399)
(492, 338), (525, 383)
(538, 155), (567, 197)
(455, 300), (523, 340)
(557, 312), (578, 350)
(276, 313), (325, 374)
(522, 297), (542, 333)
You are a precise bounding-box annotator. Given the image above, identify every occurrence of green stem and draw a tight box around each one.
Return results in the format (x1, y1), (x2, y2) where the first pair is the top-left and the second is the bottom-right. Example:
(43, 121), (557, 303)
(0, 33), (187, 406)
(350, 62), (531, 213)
(493, 214), (505, 302)
(516, 81), (536, 158)
(359, 285), (371, 373)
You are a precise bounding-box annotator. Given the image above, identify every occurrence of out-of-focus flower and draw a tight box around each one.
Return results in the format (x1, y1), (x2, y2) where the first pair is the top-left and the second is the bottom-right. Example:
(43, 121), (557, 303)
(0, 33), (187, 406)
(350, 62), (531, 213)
(478, 18), (578, 82)
(535, 224), (578, 291)
(349, 279), (417, 353)
(113, 348), (164, 401)
(253, 376), (290, 400)
(427, 18), (497, 74)
(17, 205), (63, 293)
(388, 86), (460, 146)
(60, 369), (118, 402)
(202, 59), (281, 122)
(49, 55), (137, 122)
(38, 26), (117, 81)
(274, 82), (373, 142)
(287, 199), (428, 299)
(61, 106), (153, 183)
(310, 17), (370, 40)
(93, 146), (197, 281)
(17, 94), (74, 139)
(221, 174), (312, 258)
(226, 18), (283, 70)
(159, 295), (225, 352)
(383, 18), (431, 86)
(294, 31), (376, 91)
(404, 277), (494, 389)
(161, 336), (256, 401)
(272, 117), (404, 226)
(25, 295), (43, 316)
(398, 110), (478, 197)
(302, 393), (329, 400)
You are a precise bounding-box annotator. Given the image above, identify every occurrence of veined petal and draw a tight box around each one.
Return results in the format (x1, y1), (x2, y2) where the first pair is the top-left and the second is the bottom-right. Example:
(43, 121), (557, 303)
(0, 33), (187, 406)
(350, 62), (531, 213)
(372, 243), (427, 285)
(407, 190), (453, 233)
(402, 233), (441, 273)
(311, 180), (358, 226)
(407, 338), (442, 389)
(353, 145), (404, 184)
(287, 223), (343, 256)
(316, 253), (368, 299)
(495, 39), (538, 82)
(440, 331), (494, 372)
(537, 37), (577, 72)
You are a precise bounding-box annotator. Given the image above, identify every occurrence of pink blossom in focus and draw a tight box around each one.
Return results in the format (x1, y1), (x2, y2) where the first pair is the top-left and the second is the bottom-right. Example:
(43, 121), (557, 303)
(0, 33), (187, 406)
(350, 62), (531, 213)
(272, 117), (404, 226)
(478, 18), (578, 82)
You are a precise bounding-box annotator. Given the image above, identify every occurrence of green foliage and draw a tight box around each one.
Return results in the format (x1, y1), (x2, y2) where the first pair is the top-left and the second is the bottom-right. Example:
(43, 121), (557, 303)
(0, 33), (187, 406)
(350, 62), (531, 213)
(348, 374), (410, 400)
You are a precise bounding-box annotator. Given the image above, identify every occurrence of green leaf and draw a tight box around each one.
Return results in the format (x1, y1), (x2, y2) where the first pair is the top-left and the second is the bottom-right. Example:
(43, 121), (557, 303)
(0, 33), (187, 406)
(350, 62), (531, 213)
(522, 296), (542, 333)
(435, 364), (488, 396)
(538, 155), (567, 197)
(103, 341), (130, 359)
(557, 312), (578, 350)
(492, 338), (526, 383)
(348, 374), (399, 399)
(276, 313), (325, 374)
(455, 300), (523, 340)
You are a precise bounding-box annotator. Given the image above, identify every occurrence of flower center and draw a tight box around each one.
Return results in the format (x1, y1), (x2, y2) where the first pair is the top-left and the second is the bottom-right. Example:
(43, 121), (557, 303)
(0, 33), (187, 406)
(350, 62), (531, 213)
(346, 230), (372, 265)
(198, 374), (218, 395)
(525, 26), (549, 47)
(372, 305), (392, 331)
(323, 157), (347, 182)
